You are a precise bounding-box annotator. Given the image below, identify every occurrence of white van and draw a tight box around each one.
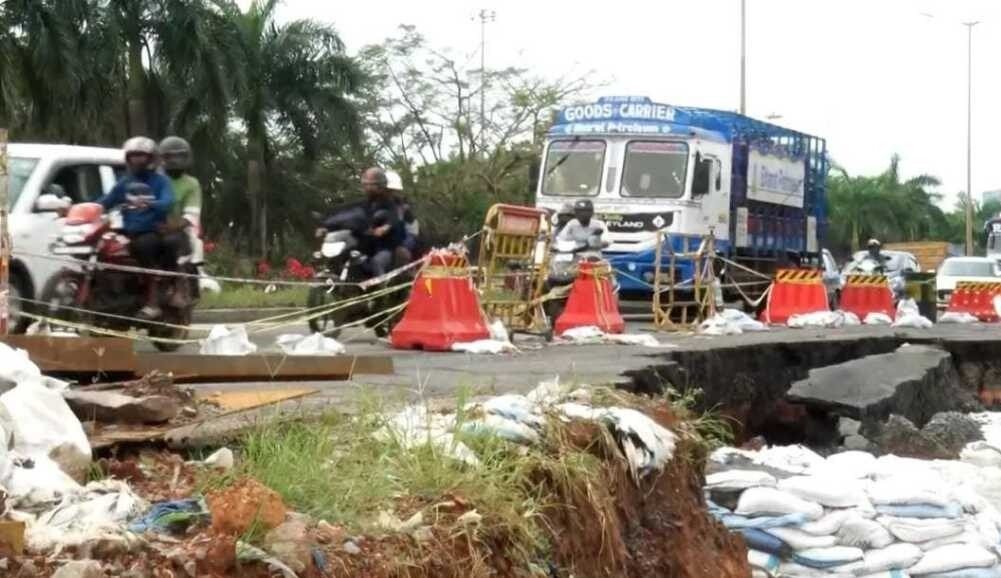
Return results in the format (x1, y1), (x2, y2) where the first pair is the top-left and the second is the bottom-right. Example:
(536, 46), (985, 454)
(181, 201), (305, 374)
(7, 143), (125, 331)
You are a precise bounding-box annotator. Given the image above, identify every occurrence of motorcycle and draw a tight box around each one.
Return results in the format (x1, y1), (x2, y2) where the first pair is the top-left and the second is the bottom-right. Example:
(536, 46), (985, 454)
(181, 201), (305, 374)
(40, 201), (198, 352)
(306, 207), (416, 338)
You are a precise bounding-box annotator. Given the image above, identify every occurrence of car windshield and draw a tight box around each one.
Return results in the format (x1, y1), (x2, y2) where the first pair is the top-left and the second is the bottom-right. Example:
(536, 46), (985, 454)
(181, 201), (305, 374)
(940, 260), (998, 277)
(541, 139), (605, 196)
(9, 156), (39, 208)
(621, 141), (689, 198)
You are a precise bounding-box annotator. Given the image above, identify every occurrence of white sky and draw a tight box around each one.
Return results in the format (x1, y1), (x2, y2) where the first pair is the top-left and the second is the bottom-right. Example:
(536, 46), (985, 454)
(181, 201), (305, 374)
(269, 0), (1000, 208)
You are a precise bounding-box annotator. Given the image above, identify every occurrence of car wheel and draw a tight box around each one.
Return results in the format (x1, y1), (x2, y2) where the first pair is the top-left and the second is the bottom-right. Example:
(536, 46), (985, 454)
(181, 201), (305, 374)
(8, 273), (31, 333)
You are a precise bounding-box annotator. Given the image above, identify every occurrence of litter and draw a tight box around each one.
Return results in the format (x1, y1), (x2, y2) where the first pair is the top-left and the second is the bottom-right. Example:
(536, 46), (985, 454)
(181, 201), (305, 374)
(787, 311), (861, 329)
(892, 299), (934, 329)
(558, 325), (671, 347)
(199, 325), (258, 356)
(452, 339), (518, 354)
(275, 333), (346, 356)
(939, 312), (980, 324)
(700, 309), (768, 336)
(864, 312), (894, 326)
(128, 499), (207, 534)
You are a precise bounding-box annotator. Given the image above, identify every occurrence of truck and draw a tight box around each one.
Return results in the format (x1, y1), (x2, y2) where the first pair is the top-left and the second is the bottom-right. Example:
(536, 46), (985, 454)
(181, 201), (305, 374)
(534, 96), (829, 297)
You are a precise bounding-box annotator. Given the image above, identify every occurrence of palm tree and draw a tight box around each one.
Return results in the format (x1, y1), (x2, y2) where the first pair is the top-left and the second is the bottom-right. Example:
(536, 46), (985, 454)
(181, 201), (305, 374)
(827, 167), (898, 253)
(216, 0), (363, 257)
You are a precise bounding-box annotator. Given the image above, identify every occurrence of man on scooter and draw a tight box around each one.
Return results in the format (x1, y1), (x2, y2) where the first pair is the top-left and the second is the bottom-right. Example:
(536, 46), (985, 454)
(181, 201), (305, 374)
(159, 136), (202, 305)
(360, 167), (406, 277)
(98, 137), (175, 319)
(556, 199), (607, 254)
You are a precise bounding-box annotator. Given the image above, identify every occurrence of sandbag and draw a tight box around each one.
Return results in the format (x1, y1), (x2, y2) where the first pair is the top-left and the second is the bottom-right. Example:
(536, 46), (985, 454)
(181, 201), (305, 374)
(801, 510), (855, 536)
(765, 526), (838, 550)
(879, 517), (965, 543)
(837, 516), (896, 549)
(857, 572), (911, 578)
(833, 543), (923, 575)
(869, 480), (954, 509)
(720, 512), (811, 530)
(921, 563), (1001, 578)
(748, 549), (781, 575)
(740, 528), (792, 557)
(876, 503), (962, 520)
(1, 380), (91, 481)
(736, 487), (824, 520)
(779, 475), (867, 508)
(819, 451), (878, 480)
(917, 531), (990, 552)
(793, 546), (865, 569)
(706, 469), (777, 491)
(779, 561), (855, 577)
(907, 544), (996, 575)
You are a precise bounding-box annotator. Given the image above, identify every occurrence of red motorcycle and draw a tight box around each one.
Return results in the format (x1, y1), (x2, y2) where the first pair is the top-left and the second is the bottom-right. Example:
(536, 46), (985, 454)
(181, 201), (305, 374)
(39, 202), (198, 351)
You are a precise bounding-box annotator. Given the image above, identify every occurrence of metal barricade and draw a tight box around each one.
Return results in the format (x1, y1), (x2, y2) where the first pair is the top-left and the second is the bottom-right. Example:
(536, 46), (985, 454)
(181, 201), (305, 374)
(651, 231), (716, 331)
(476, 204), (552, 334)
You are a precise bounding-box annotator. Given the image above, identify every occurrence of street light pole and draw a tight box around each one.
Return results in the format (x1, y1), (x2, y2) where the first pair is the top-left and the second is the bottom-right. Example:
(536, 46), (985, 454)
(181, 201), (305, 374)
(964, 21), (979, 256)
(477, 9), (496, 157)
(740, 0), (747, 115)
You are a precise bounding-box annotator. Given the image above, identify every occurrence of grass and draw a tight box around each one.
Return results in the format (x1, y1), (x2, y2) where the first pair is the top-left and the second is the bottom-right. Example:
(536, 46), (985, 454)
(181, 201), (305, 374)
(198, 286), (309, 310)
(200, 393), (606, 567)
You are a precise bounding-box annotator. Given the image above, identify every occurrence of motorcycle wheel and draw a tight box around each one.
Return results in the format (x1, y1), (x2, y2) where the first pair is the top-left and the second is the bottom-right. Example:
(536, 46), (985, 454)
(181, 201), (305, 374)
(39, 270), (90, 331)
(150, 308), (190, 352)
(307, 284), (356, 338)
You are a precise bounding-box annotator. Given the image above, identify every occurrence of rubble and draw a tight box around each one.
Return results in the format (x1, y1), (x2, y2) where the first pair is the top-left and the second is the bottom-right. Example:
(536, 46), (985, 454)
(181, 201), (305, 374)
(207, 478), (287, 536)
(263, 519), (312, 574)
(51, 560), (104, 578)
(64, 391), (180, 425)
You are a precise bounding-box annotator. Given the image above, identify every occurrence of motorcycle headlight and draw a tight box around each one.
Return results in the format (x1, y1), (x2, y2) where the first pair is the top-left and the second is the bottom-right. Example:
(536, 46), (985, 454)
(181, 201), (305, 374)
(321, 241), (347, 258)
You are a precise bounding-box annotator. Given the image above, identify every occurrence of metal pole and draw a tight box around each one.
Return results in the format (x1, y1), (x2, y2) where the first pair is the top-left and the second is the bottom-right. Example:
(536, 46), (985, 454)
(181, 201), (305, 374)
(964, 21), (979, 256)
(740, 0), (747, 115)
(0, 129), (9, 335)
(477, 10), (495, 157)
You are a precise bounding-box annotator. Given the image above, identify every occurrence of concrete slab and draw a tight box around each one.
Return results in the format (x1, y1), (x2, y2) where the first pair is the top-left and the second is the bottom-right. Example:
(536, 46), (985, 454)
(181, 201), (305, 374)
(786, 345), (967, 428)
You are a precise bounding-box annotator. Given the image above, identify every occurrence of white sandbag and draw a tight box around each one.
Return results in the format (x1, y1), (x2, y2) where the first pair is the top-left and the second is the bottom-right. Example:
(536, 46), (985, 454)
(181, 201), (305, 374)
(892, 300), (933, 329)
(778, 561), (855, 577)
(961, 442), (1001, 469)
(0, 342), (43, 384)
(938, 312), (980, 324)
(736, 487), (824, 520)
(700, 309), (767, 335)
(1, 380), (91, 481)
(452, 339), (517, 354)
(918, 567), (1001, 578)
(864, 313), (894, 326)
(5, 455), (81, 506)
(801, 510), (854, 536)
(794, 546), (865, 568)
(820, 451), (879, 479)
(834, 543), (923, 575)
(749, 549), (781, 575)
(751, 445), (827, 474)
(857, 573), (911, 578)
(199, 325), (257, 355)
(906, 544), (997, 575)
(788, 311), (861, 329)
(779, 475), (867, 508)
(837, 516), (895, 549)
(868, 479), (954, 509)
(917, 530), (991, 552)
(765, 526), (838, 550)
(879, 517), (966, 543)
(706, 470), (777, 491)
(275, 332), (346, 355)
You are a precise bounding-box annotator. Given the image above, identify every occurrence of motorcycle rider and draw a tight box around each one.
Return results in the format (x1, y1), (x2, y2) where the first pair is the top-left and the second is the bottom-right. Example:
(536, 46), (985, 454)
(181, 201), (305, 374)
(556, 199), (607, 253)
(159, 136), (202, 305)
(360, 167), (405, 277)
(98, 137), (175, 319)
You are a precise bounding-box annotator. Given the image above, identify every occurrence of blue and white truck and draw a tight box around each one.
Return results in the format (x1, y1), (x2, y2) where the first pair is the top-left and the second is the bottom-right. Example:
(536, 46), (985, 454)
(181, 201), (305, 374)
(535, 96), (829, 295)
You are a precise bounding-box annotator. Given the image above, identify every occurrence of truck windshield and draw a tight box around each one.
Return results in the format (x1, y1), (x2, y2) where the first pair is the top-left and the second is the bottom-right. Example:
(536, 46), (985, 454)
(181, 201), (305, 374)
(9, 157), (38, 208)
(621, 141), (688, 198)
(541, 139), (605, 196)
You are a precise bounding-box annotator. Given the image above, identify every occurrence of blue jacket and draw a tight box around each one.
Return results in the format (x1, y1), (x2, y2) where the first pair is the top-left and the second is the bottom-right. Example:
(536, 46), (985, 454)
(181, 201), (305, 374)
(99, 171), (174, 234)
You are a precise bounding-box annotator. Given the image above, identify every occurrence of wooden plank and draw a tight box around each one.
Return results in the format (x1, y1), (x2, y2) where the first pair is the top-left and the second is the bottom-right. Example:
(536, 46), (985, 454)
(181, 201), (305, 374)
(1, 336), (137, 373)
(198, 388), (318, 412)
(134, 353), (393, 382)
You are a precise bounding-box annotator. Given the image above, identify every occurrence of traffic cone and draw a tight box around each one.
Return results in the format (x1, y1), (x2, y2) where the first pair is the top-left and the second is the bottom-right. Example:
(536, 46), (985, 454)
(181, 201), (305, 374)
(554, 261), (625, 336)
(839, 274), (894, 320)
(391, 250), (490, 351)
(760, 269), (829, 325)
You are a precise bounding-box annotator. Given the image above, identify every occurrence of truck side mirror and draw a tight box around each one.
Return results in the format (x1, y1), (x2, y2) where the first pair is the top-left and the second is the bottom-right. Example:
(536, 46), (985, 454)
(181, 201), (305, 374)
(692, 157), (713, 197)
(35, 193), (72, 214)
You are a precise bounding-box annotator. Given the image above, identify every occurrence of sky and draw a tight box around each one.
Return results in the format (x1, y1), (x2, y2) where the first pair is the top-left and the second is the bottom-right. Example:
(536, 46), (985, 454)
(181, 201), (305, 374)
(267, 0), (1000, 208)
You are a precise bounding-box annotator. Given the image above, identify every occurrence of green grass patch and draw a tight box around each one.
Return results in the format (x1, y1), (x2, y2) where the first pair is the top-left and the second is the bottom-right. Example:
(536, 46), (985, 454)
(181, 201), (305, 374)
(198, 286), (309, 309)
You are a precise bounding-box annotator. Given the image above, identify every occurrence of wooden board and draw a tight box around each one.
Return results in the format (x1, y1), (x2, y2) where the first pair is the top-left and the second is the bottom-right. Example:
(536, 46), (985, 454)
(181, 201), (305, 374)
(1, 336), (136, 373)
(134, 353), (393, 382)
(197, 388), (319, 413)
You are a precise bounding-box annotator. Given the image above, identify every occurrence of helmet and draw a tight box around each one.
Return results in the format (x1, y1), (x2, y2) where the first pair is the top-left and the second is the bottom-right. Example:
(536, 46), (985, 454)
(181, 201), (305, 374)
(159, 136), (192, 171)
(867, 238), (881, 248)
(573, 199), (594, 214)
(123, 136), (157, 157)
(385, 170), (403, 192)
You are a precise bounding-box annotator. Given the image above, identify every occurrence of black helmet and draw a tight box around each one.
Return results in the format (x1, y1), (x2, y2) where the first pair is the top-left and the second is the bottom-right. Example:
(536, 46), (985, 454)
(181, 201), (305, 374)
(159, 136), (192, 171)
(573, 199), (594, 213)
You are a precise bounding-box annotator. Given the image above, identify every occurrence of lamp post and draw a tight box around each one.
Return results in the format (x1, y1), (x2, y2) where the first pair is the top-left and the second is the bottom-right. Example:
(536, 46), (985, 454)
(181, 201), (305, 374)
(477, 9), (496, 156)
(740, 0), (747, 115)
(964, 21), (979, 256)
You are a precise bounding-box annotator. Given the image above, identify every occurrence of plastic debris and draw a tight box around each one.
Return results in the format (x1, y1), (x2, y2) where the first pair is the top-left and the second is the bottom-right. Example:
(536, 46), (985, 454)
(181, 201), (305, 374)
(787, 311), (861, 329)
(939, 311), (980, 324)
(237, 541), (299, 578)
(700, 309), (768, 336)
(863, 312), (894, 326)
(199, 325), (258, 356)
(452, 339), (518, 354)
(892, 299), (934, 329)
(559, 325), (671, 347)
(128, 499), (207, 534)
(275, 333), (346, 356)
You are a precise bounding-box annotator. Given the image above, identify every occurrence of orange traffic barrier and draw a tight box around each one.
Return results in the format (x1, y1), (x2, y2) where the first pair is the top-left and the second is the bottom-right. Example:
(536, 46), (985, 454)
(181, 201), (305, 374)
(554, 261), (625, 336)
(759, 269), (829, 325)
(391, 250), (490, 351)
(945, 281), (1001, 322)
(839, 274), (894, 320)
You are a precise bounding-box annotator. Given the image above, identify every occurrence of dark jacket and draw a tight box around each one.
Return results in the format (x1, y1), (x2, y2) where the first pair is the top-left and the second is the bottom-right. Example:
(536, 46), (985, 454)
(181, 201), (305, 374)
(99, 171), (174, 234)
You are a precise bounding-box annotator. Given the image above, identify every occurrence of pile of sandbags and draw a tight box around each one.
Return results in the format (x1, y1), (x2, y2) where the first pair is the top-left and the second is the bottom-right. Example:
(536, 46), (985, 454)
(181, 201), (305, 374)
(708, 448), (1001, 577)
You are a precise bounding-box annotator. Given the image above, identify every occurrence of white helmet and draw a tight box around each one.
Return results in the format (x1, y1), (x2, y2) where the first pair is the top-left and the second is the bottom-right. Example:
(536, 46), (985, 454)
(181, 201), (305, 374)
(123, 136), (157, 157)
(386, 170), (403, 192)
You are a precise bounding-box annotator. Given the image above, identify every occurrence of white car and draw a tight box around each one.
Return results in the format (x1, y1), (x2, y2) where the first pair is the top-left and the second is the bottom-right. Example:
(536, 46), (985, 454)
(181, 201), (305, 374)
(842, 250), (920, 299)
(7, 144), (125, 331)
(936, 256), (1001, 308)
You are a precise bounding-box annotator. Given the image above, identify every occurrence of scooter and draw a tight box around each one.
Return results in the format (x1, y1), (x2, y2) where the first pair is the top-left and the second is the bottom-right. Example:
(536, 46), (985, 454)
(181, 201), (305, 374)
(542, 232), (609, 324)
